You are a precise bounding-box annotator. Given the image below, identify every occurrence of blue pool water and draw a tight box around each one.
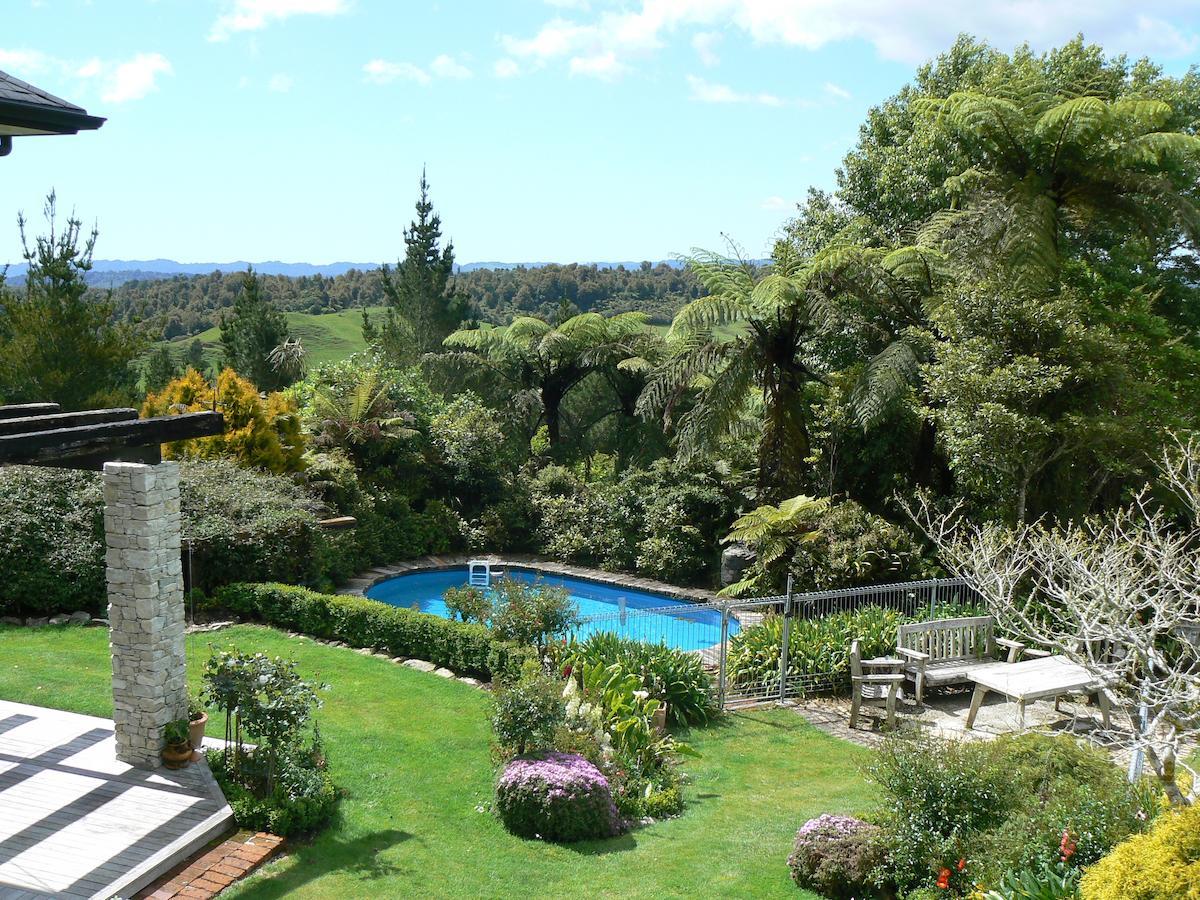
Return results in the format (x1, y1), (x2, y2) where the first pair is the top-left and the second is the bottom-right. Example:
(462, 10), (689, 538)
(364, 567), (737, 652)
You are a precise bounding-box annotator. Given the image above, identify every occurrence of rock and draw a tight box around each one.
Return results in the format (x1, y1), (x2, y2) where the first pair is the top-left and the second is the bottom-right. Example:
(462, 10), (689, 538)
(48, 614), (71, 625)
(403, 659), (436, 672)
(355, 647), (373, 656)
(458, 676), (482, 687)
(1, 616), (22, 626)
(434, 667), (456, 679)
(90, 617), (109, 627)
(25, 617), (48, 628)
(391, 657), (407, 664)
(720, 543), (757, 587)
(69, 611), (92, 624)
(373, 652), (391, 660)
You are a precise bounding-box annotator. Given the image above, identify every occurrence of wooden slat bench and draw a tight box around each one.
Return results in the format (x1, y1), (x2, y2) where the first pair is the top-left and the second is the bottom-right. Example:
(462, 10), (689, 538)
(896, 615), (1026, 704)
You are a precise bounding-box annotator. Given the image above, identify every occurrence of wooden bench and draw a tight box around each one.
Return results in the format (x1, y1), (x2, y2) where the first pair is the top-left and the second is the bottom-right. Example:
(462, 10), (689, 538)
(896, 615), (1026, 704)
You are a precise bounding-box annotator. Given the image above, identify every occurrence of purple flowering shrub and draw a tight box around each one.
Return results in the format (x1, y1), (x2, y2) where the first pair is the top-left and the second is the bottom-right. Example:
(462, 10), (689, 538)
(787, 814), (887, 898)
(495, 751), (623, 842)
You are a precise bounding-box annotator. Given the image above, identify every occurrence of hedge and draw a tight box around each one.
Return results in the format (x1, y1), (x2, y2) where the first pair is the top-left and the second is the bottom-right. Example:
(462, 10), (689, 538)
(213, 582), (535, 681)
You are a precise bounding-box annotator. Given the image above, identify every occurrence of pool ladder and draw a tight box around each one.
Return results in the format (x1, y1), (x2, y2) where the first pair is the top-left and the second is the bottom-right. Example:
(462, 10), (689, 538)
(468, 560), (495, 588)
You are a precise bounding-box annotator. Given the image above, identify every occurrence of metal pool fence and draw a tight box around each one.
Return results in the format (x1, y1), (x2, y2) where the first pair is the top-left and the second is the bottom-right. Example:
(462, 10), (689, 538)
(571, 576), (983, 709)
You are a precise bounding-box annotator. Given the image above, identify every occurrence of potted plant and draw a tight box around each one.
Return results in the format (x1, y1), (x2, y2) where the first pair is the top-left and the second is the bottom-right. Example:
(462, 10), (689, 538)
(188, 693), (208, 752)
(162, 718), (192, 769)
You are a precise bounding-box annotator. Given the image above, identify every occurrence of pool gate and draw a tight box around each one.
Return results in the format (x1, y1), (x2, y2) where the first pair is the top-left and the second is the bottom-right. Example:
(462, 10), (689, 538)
(572, 576), (983, 709)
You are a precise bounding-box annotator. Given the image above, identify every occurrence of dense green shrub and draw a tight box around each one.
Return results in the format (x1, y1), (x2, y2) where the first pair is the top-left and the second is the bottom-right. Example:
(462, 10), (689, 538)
(495, 751), (623, 842)
(488, 577), (578, 652)
(787, 499), (937, 591)
(180, 459), (326, 592)
(727, 606), (907, 694)
(528, 458), (736, 585)
(492, 667), (566, 755)
(868, 733), (1147, 893)
(201, 649), (336, 837)
(1079, 803), (1200, 899)
(787, 814), (888, 898)
(0, 466), (105, 615)
(213, 582), (534, 680)
(557, 633), (717, 725)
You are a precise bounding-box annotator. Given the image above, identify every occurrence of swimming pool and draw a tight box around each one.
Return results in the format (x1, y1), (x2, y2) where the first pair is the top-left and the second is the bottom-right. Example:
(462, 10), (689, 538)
(364, 567), (737, 652)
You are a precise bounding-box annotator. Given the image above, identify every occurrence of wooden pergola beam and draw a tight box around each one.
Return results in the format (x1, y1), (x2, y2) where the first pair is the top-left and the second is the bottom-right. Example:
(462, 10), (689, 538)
(0, 411), (224, 467)
(0, 402), (60, 420)
(0, 407), (138, 437)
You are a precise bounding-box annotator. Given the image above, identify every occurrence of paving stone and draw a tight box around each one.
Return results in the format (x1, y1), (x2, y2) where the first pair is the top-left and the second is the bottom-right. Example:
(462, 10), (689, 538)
(458, 676), (482, 687)
(434, 667), (456, 678)
(404, 659), (436, 672)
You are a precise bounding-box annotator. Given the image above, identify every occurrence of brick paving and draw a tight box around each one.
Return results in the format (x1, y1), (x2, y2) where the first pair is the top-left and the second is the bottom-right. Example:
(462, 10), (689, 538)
(134, 831), (284, 899)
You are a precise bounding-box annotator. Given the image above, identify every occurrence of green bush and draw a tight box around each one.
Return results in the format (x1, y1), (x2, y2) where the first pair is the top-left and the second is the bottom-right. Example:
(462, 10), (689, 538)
(868, 733), (1147, 894)
(1079, 803), (1200, 899)
(727, 606), (907, 694)
(558, 632), (717, 725)
(208, 745), (338, 837)
(213, 582), (534, 680)
(0, 466), (105, 615)
(492, 667), (566, 755)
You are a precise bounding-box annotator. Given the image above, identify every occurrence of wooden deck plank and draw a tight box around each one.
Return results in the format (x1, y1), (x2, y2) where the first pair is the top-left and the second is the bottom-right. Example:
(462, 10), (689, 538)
(0, 700), (233, 900)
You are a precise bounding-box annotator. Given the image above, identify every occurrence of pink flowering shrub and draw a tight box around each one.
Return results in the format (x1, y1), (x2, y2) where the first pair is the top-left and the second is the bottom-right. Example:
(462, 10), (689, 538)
(787, 814), (887, 897)
(495, 751), (623, 842)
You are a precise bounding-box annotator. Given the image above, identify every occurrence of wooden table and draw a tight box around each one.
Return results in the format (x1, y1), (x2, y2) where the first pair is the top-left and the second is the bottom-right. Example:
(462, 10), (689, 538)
(965, 655), (1111, 731)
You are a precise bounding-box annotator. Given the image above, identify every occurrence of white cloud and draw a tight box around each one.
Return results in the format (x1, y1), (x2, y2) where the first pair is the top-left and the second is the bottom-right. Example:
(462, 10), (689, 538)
(210, 0), (349, 42)
(686, 74), (782, 107)
(363, 59), (430, 85)
(430, 54), (472, 79)
(268, 72), (294, 92)
(691, 31), (721, 66)
(760, 195), (788, 210)
(493, 57), (520, 78)
(502, 1), (1200, 80)
(364, 54), (474, 86)
(569, 51), (625, 79)
(76, 52), (172, 103)
(0, 48), (50, 74)
(823, 81), (850, 100)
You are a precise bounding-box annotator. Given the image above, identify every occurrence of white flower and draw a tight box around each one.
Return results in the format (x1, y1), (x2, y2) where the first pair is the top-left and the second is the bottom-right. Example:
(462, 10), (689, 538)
(633, 690), (649, 701)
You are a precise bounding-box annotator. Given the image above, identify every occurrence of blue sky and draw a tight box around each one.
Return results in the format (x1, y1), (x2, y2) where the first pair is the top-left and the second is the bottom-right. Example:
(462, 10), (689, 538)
(2, 1), (1199, 266)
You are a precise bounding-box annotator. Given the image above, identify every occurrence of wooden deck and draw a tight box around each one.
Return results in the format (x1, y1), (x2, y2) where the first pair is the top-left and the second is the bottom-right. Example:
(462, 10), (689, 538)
(0, 700), (233, 900)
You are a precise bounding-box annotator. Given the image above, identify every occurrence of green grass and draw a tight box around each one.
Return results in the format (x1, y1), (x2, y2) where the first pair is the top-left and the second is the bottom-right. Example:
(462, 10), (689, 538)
(0, 623), (875, 899)
(155, 306), (387, 373)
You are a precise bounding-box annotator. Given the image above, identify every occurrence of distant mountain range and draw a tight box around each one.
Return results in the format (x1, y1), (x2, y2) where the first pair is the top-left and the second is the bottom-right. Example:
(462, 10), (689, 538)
(3, 257), (690, 286)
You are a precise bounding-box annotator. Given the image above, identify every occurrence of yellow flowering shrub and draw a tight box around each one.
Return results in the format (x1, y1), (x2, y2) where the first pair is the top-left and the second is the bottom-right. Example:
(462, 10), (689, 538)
(143, 368), (305, 473)
(1079, 803), (1200, 899)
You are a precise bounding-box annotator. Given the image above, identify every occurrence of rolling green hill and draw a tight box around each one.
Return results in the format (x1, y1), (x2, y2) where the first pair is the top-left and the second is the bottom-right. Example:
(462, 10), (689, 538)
(158, 306), (386, 372)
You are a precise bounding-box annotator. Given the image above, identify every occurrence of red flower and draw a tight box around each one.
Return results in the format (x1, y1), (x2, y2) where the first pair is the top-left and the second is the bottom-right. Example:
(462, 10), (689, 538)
(956, 858), (966, 872)
(562, 664), (573, 678)
(1059, 828), (1077, 862)
(936, 867), (951, 889)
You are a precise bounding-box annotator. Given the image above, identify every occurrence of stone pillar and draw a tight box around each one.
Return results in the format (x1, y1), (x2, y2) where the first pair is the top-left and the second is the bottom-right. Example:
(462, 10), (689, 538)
(102, 461), (187, 768)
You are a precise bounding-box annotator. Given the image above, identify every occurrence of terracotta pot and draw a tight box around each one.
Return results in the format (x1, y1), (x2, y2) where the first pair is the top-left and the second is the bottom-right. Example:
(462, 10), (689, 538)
(652, 703), (668, 734)
(189, 712), (208, 750)
(162, 742), (193, 770)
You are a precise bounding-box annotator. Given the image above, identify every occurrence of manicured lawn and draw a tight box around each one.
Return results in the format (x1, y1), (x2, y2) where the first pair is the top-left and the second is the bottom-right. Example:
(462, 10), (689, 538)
(0, 623), (875, 899)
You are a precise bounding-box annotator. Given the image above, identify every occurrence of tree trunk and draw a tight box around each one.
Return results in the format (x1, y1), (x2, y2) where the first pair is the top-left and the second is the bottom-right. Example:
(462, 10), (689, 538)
(542, 387), (562, 447)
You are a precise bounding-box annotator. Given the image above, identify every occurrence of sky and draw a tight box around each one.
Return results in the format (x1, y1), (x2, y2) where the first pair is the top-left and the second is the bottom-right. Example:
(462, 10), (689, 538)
(2, 1), (1199, 267)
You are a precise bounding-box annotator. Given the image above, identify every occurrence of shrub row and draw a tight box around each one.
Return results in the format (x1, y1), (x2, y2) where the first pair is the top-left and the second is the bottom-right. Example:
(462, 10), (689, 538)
(213, 582), (534, 681)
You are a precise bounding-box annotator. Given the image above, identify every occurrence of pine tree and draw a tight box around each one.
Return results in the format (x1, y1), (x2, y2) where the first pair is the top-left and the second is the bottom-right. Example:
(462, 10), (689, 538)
(185, 338), (206, 373)
(372, 169), (471, 356)
(0, 192), (143, 409)
(143, 345), (179, 393)
(220, 267), (291, 391)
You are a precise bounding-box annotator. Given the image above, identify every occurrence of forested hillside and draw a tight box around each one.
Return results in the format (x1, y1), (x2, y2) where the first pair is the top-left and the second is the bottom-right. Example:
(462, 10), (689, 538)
(102, 261), (704, 338)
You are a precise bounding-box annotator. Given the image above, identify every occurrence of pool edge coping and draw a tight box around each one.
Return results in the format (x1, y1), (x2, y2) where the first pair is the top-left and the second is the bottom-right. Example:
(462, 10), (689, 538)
(337, 554), (718, 605)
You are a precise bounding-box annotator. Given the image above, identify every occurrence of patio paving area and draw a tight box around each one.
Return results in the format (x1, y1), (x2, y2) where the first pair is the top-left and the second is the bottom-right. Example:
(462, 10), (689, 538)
(0, 699), (232, 900)
(791, 688), (1117, 750)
